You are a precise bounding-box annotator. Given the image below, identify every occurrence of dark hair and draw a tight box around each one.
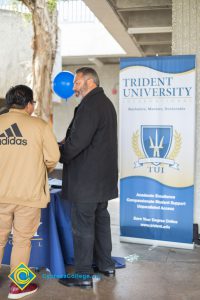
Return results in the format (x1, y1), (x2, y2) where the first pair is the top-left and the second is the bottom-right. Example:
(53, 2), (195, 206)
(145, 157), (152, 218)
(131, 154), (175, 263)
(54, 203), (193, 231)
(5, 85), (33, 109)
(75, 67), (100, 86)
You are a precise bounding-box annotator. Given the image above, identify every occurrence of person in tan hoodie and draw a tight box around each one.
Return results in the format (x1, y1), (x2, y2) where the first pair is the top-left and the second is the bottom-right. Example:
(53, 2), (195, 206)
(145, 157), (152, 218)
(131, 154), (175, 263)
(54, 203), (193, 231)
(0, 85), (60, 299)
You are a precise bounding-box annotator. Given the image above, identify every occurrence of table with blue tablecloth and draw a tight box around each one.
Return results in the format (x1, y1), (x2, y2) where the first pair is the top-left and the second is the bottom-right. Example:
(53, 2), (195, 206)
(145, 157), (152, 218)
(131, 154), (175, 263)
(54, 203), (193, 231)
(2, 189), (125, 274)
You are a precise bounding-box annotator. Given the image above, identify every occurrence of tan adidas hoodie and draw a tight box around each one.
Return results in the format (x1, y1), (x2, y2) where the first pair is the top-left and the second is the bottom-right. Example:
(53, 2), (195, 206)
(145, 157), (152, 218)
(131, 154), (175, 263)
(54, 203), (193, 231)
(0, 109), (60, 208)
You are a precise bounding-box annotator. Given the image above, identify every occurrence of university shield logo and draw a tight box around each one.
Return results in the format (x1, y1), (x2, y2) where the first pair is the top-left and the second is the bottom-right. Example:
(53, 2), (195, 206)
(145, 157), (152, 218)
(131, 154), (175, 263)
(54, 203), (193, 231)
(132, 125), (181, 171)
(141, 125), (173, 165)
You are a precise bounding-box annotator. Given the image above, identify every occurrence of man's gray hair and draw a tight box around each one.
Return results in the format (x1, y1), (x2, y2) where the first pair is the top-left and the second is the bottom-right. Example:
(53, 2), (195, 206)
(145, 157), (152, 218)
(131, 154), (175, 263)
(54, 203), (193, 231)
(75, 67), (100, 87)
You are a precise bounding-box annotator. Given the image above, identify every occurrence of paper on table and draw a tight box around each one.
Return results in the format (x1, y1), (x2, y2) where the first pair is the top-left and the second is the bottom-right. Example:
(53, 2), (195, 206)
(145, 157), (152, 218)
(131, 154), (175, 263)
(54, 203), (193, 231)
(48, 178), (62, 187)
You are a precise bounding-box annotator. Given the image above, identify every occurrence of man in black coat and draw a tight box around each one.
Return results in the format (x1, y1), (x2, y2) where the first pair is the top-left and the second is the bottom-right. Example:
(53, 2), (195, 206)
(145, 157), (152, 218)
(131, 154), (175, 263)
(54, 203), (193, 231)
(59, 67), (118, 288)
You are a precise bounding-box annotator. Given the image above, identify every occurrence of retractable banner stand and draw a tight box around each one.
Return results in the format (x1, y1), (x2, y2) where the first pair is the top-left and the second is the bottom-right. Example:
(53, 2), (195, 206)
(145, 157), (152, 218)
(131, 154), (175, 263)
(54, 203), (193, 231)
(119, 55), (196, 249)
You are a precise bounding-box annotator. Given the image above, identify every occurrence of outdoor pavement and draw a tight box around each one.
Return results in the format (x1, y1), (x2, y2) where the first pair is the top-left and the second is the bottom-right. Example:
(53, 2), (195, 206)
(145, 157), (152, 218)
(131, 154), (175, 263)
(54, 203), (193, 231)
(1, 198), (200, 300)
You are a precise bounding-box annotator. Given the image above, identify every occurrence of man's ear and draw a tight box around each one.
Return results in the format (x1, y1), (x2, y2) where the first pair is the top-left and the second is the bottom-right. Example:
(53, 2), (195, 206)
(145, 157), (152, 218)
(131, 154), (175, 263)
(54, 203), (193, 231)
(25, 102), (33, 115)
(88, 78), (97, 88)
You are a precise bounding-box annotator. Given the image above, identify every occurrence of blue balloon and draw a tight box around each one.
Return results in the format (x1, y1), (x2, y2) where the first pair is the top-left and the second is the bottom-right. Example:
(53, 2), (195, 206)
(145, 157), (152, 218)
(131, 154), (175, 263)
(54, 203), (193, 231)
(53, 71), (74, 99)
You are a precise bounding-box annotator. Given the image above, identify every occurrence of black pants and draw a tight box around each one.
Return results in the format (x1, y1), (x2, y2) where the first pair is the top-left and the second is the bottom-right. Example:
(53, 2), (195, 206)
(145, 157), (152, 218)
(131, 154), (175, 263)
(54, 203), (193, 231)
(71, 201), (115, 274)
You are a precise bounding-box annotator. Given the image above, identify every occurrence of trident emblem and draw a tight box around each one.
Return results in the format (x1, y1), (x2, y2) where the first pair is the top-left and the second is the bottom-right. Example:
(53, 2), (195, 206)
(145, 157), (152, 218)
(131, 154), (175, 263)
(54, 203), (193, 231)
(149, 130), (164, 158)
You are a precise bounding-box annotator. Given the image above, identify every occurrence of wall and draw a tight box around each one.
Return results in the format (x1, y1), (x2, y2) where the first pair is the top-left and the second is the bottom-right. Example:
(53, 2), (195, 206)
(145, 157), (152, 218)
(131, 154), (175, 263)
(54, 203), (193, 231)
(172, 0), (200, 227)
(0, 10), (32, 98)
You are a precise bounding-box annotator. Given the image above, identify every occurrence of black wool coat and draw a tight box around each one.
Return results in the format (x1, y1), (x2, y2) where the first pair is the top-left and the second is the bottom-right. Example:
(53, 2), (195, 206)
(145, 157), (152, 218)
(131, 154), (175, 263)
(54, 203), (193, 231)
(60, 87), (118, 202)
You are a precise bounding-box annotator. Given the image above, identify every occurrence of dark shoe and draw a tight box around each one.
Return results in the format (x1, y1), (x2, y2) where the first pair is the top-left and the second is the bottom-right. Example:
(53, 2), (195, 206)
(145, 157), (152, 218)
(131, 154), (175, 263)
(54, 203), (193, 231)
(8, 282), (38, 299)
(93, 266), (115, 277)
(58, 274), (93, 288)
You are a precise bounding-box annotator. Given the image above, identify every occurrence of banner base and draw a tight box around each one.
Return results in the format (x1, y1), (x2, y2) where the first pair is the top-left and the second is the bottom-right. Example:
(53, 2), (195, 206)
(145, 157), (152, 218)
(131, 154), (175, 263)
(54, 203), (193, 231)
(120, 236), (194, 250)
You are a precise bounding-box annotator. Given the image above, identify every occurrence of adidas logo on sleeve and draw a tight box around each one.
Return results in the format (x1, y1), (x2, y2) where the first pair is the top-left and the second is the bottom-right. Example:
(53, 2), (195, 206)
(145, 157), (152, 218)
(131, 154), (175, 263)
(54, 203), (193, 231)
(0, 123), (27, 146)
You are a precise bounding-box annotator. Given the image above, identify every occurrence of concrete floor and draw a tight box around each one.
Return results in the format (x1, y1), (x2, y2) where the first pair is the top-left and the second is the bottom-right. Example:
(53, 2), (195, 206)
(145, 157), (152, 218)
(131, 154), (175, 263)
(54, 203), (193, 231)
(1, 198), (200, 300)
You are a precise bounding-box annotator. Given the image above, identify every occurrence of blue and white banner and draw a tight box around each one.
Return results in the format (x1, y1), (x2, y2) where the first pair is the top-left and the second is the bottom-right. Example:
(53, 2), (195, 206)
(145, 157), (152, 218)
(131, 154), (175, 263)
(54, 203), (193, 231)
(119, 56), (196, 249)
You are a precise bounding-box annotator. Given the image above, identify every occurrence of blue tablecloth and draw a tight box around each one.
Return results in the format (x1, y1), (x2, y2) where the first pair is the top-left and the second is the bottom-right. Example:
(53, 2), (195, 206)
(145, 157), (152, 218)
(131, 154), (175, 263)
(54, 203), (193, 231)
(2, 190), (125, 274)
